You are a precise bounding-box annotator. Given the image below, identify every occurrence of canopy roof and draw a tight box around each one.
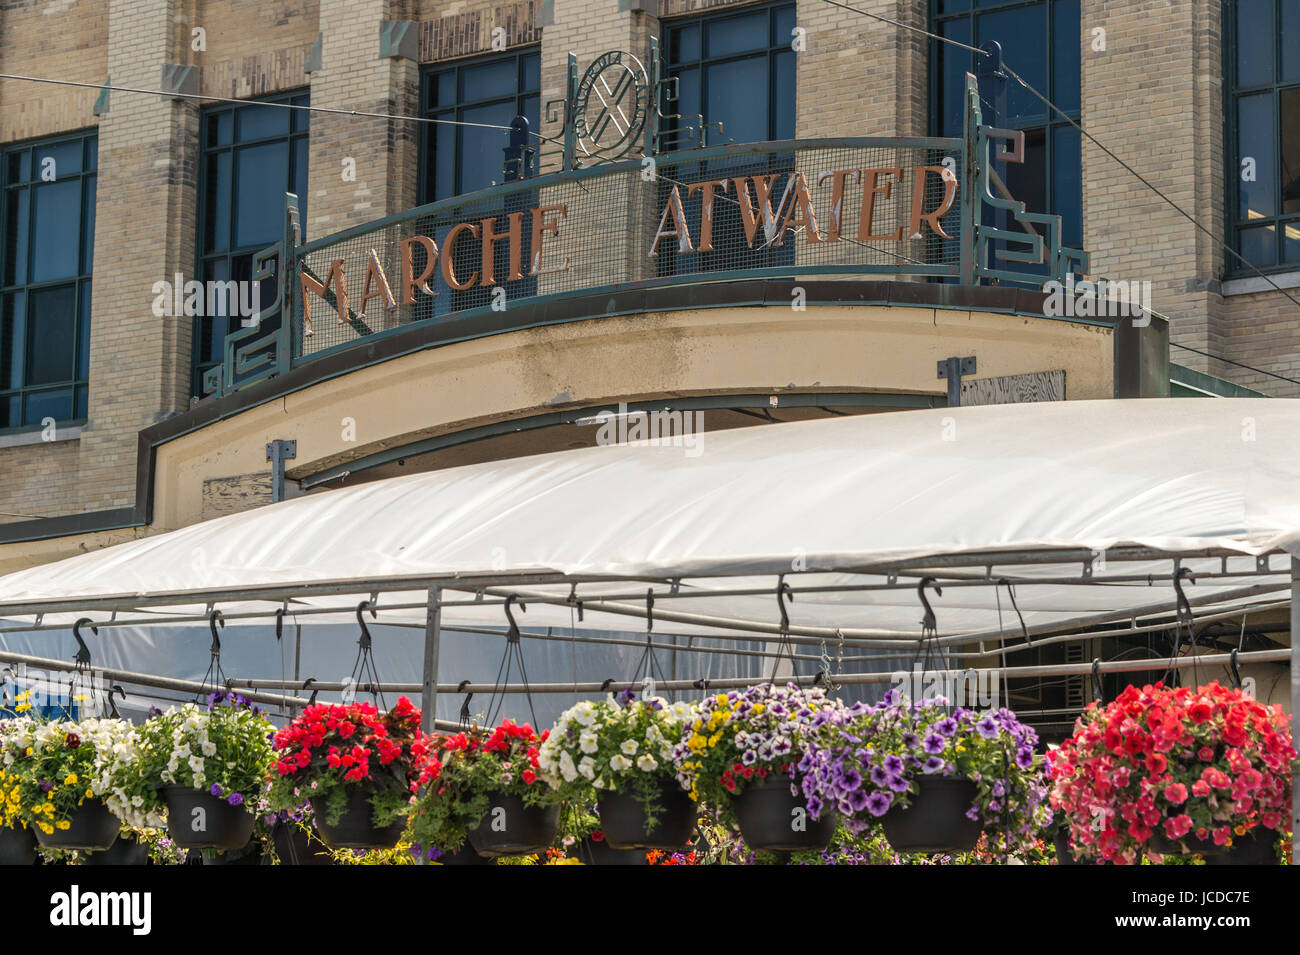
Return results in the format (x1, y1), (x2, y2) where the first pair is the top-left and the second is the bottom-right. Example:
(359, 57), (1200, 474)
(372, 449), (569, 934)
(1, 399), (1297, 645)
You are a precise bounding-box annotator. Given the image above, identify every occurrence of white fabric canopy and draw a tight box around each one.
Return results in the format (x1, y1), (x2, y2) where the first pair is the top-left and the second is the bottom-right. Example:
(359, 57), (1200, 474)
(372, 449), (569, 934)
(1, 398), (1298, 643)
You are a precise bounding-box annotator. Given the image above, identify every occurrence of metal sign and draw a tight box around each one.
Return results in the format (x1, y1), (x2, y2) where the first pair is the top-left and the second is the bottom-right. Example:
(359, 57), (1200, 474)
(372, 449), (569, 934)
(572, 50), (649, 158)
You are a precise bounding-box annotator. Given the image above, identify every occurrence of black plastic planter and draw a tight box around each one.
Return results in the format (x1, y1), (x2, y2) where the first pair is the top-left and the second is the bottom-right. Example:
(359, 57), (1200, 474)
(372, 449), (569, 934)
(83, 834), (150, 866)
(1149, 829), (1228, 857)
(436, 843), (494, 866)
(310, 787), (406, 850)
(1204, 828), (1279, 866)
(163, 786), (255, 851)
(881, 776), (982, 854)
(597, 778), (695, 850)
(272, 822), (335, 865)
(1052, 827), (1088, 865)
(468, 794), (560, 857)
(0, 825), (37, 865)
(734, 775), (836, 852)
(34, 799), (120, 851)
(577, 835), (648, 865)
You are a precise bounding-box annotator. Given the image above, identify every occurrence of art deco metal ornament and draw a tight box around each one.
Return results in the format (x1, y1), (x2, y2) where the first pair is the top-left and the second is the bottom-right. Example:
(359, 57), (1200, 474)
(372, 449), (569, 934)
(572, 50), (649, 158)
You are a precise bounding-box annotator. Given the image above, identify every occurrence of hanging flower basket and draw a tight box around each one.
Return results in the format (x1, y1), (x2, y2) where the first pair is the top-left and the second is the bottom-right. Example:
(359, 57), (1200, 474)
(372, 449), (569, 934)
(82, 831), (150, 866)
(879, 775), (982, 853)
(271, 820), (335, 866)
(0, 825), (37, 865)
(162, 785), (255, 851)
(34, 798), (121, 852)
(310, 785), (406, 849)
(734, 774), (838, 852)
(468, 793), (560, 857)
(432, 842), (494, 866)
(598, 776), (695, 849)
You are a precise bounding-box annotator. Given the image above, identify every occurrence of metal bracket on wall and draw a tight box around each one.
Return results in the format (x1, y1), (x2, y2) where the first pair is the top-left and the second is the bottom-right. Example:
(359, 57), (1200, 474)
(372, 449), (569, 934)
(937, 356), (977, 407)
(266, 440), (298, 504)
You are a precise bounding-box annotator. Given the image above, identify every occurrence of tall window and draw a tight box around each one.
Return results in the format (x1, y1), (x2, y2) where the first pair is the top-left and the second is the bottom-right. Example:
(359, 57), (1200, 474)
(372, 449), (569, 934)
(662, 2), (796, 149)
(1228, 0), (1300, 272)
(419, 50), (541, 203)
(0, 131), (97, 429)
(658, 3), (797, 278)
(195, 91), (309, 394)
(932, 0), (1082, 256)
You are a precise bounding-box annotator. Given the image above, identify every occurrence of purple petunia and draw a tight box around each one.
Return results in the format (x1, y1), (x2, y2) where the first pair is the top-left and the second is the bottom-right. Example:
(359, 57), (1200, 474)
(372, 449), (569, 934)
(887, 774), (910, 793)
(869, 765), (892, 787)
(934, 716), (958, 738)
(227, 792), (243, 806)
(209, 783), (223, 797)
(921, 733), (946, 755)
(866, 791), (893, 817)
(883, 754), (904, 775)
(839, 768), (862, 792)
(847, 789), (869, 813)
(976, 716), (999, 739)
(806, 794), (824, 819)
(922, 755), (945, 774)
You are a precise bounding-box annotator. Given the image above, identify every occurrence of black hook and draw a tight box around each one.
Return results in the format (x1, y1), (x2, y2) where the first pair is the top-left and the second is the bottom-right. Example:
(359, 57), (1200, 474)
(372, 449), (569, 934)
(567, 583), (584, 622)
(208, 609), (224, 658)
(275, 608), (286, 642)
(777, 577), (794, 633)
(997, 578), (1030, 645)
(302, 677), (318, 707)
(107, 685), (125, 718)
(600, 678), (615, 694)
(72, 618), (97, 668)
(356, 600), (376, 651)
(1091, 658), (1104, 704)
(457, 679), (474, 725)
(917, 577), (942, 633)
(693, 677), (710, 691)
(504, 594), (525, 643)
(1229, 648), (1243, 690)
(645, 589), (654, 634)
(1172, 568), (1196, 624)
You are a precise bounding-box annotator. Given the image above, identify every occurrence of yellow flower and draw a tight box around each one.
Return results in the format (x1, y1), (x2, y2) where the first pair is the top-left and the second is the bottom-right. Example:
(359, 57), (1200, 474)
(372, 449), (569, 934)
(955, 745), (967, 754)
(15, 690), (30, 702)
(85, 788), (94, 799)
(15, 703), (30, 713)
(714, 694), (728, 706)
(55, 820), (71, 831)
(37, 822), (53, 835)
(64, 774), (78, 786)
(753, 703), (765, 715)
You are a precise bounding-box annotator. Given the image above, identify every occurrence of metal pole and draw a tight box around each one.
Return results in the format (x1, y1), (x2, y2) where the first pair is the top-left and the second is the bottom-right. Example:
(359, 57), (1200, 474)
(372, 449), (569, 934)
(421, 586), (442, 735)
(1291, 557), (1298, 865)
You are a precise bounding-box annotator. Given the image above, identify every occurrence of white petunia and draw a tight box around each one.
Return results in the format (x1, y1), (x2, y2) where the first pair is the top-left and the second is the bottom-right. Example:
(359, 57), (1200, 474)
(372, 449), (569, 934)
(636, 755), (658, 772)
(578, 756), (596, 780)
(559, 751), (579, 783)
(620, 739), (639, 756)
(610, 754), (633, 772)
(579, 732), (599, 755)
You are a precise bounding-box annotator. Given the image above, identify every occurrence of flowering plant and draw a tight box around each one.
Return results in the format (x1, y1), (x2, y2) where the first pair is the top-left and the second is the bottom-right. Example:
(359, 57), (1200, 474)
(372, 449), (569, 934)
(801, 692), (1049, 851)
(405, 719), (557, 852)
(267, 696), (429, 828)
(105, 691), (274, 828)
(539, 692), (693, 824)
(1049, 681), (1296, 864)
(0, 717), (137, 836)
(671, 683), (837, 818)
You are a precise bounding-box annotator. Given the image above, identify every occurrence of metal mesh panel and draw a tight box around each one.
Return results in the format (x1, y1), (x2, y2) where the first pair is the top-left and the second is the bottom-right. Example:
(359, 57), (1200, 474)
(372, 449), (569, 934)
(294, 141), (963, 359)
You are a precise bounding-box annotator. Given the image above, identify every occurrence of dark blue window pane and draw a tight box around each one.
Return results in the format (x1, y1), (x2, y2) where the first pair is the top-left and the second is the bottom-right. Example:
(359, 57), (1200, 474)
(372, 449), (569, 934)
(773, 5), (796, 47)
(291, 140), (308, 203)
(1052, 124), (1082, 247)
(208, 111), (233, 145)
(774, 50), (795, 140)
(707, 57), (768, 144)
(670, 66), (700, 146)
(1284, 0), (1300, 82)
(7, 150), (29, 185)
(433, 121), (456, 200)
(84, 137), (97, 172)
(292, 95), (310, 131)
(938, 0), (970, 10)
(1237, 93), (1276, 218)
(26, 284), (76, 385)
(237, 103), (289, 141)
(31, 180), (80, 282)
(523, 94), (540, 130)
(938, 18), (972, 136)
(521, 54), (540, 92)
(34, 141), (80, 179)
(1286, 222), (1300, 262)
(234, 141), (288, 248)
(459, 102), (515, 193)
(74, 383), (87, 419)
(23, 387), (71, 426)
(0, 395), (16, 428)
(1, 292), (23, 389)
(4, 189), (29, 285)
(669, 24), (700, 63)
(1239, 224), (1278, 266)
(1052, 0), (1080, 113)
(78, 282), (91, 380)
(978, 5), (1048, 124)
(706, 11), (768, 57)
(462, 59), (517, 102)
(1236, 0), (1273, 88)
(436, 71), (456, 107)
(1004, 126), (1047, 223)
(204, 152), (231, 253)
(1282, 87), (1300, 214)
(82, 177), (96, 273)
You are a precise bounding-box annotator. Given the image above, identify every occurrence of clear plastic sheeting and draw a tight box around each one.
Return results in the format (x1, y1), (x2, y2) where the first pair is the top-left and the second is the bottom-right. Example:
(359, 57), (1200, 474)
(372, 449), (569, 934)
(0, 398), (1296, 646)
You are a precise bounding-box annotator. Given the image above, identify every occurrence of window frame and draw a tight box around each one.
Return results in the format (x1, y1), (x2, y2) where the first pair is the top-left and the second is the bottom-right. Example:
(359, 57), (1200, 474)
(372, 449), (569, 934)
(417, 47), (542, 205)
(928, 0), (1082, 255)
(1224, 0), (1300, 276)
(193, 88), (310, 397)
(0, 128), (98, 433)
